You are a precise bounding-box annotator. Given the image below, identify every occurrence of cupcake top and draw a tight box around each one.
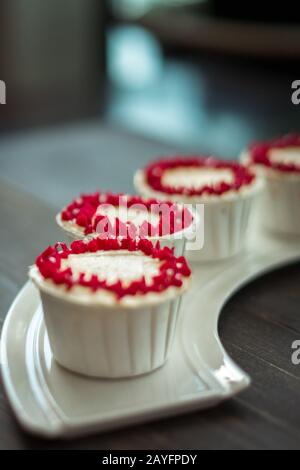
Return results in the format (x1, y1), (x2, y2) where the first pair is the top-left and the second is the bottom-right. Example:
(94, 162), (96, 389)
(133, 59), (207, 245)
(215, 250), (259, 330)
(134, 157), (258, 202)
(57, 192), (194, 239)
(30, 238), (191, 307)
(245, 134), (300, 177)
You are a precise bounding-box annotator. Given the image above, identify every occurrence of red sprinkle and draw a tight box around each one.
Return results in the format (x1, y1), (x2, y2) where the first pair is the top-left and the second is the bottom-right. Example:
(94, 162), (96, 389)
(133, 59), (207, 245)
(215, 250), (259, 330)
(35, 238), (191, 300)
(143, 157), (255, 197)
(248, 133), (300, 173)
(60, 193), (193, 237)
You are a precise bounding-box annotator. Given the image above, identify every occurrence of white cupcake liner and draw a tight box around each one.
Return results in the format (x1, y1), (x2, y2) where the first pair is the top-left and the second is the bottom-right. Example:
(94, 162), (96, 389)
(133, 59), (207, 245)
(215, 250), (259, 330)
(241, 150), (300, 236)
(134, 169), (262, 262)
(39, 289), (182, 378)
(256, 176), (300, 236)
(186, 196), (254, 262)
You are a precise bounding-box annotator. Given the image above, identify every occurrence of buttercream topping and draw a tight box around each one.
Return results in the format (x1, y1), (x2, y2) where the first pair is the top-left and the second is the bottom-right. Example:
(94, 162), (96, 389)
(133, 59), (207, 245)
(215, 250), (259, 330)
(60, 192), (192, 237)
(248, 134), (300, 173)
(94, 205), (160, 229)
(162, 167), (234, 190)
(32, 238), (191, 300)
(269, 147), (300, 167)
(144, 157), (255, 197)
(62, 252), (160, 286)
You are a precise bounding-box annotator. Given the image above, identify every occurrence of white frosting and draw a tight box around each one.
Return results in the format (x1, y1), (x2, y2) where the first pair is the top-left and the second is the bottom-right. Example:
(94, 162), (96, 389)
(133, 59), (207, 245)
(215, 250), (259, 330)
(269, 147), (300, 166)
(134, 168), (262, 204)
(241, 149), (300, 181)
(30, 250), (190, 307)
(61, 251), (160, 286)
(94, 205), (160, 228)
(161, 167), (234, 190)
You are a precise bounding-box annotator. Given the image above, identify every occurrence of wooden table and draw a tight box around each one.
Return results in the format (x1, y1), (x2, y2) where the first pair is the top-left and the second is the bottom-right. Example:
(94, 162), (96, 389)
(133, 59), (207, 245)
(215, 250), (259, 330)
(0, 123), (299, 449)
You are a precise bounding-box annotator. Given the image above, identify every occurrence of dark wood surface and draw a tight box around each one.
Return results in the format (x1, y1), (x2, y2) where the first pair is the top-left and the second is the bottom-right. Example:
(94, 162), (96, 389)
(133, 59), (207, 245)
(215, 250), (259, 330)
(0, 125), (300, 449)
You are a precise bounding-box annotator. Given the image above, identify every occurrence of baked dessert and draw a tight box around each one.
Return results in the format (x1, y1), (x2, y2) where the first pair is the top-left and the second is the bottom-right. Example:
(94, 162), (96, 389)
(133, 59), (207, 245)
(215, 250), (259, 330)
(241, 134), (300, 235)
(134, 157), (262, 260)
(29, 237), (191, 378)
(57, 192), (195, 257)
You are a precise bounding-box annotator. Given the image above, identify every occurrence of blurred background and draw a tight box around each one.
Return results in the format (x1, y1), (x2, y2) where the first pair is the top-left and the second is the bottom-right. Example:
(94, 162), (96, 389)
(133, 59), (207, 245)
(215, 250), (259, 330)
(1, 2), (300, 450)
(0, 0), (299, 195)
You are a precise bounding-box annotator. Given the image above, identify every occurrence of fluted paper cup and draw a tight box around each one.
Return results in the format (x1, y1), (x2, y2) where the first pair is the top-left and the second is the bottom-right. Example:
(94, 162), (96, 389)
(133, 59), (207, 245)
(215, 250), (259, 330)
(257, 176), (300, 236)
(38, 287), (182, 378)
(134, 169), (262, 262)
(29, 237), (191, 379)
(186, 191), (257, 262)
(241, 150), (300, 236)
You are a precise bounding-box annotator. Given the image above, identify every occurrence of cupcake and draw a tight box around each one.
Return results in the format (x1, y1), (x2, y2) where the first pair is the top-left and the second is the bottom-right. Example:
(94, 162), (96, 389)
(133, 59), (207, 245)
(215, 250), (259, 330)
(134, 157), (262, 261)
(56, 192), (196, 257)
(241, 134), (300, 236)
(29, 238), (191, 378)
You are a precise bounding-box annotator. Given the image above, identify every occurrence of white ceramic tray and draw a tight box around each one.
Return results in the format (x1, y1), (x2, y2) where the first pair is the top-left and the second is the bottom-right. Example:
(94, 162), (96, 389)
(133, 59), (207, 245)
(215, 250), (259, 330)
(1, 229), (300, 439)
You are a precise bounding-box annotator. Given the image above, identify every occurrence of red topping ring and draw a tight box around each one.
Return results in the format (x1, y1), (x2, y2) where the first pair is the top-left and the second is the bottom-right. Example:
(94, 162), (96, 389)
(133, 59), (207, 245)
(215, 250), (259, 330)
(60, 193), (193, 237)
(144, 157), (255, 197)
(35, 238), (191, 300)
(249, 134), (300, 173)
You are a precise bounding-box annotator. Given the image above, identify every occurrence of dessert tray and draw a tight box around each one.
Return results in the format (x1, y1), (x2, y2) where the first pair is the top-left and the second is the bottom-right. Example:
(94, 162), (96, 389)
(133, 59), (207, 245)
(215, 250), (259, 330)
(1, 228), (300, 439)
